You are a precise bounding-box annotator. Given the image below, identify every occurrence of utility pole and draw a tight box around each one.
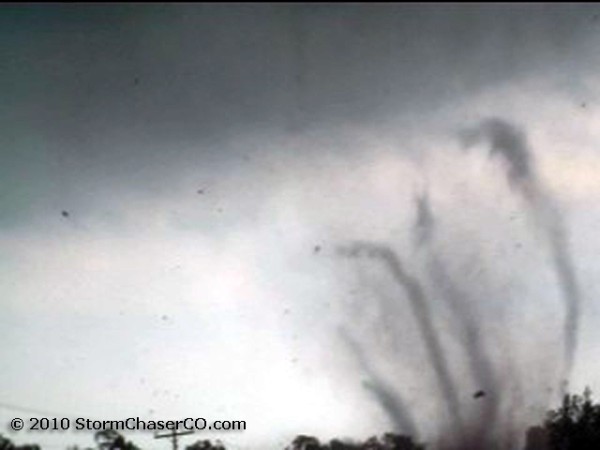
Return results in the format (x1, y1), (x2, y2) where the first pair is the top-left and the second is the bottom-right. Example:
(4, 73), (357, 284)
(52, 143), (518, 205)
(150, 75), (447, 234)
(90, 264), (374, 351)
(154, 429), (195, 450)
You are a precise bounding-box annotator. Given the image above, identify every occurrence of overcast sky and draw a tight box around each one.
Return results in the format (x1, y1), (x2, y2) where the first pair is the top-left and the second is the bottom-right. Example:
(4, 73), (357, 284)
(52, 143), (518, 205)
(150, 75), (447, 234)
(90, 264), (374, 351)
(3, 4), (600, 450)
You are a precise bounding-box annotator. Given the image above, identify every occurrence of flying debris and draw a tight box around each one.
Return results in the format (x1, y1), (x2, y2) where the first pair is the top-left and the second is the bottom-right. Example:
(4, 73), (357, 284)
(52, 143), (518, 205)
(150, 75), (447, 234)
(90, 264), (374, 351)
(473, 390), (486, 399)
(61, 210), (69, 218)
(314, 245), (321, 254)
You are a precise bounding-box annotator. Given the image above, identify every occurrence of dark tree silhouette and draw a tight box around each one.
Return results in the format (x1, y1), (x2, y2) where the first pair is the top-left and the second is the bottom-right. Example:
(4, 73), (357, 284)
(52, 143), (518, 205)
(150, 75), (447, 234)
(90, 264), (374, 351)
(0, 435), (40, 450)
(546, 387), (600, 450)
(525, 425), (550, 450)
(380, 433), (425, 450)
(185, 439), (226, 450)
(287, 433), (424, 450)
(94, 430), (140, 450)
(525, 388), (600, 450)
(288, 435), (323, 450)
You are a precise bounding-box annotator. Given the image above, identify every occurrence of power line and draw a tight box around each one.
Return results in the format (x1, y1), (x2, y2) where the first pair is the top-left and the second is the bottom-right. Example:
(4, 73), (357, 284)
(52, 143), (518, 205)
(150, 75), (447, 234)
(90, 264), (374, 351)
(155, 430), (195, 450)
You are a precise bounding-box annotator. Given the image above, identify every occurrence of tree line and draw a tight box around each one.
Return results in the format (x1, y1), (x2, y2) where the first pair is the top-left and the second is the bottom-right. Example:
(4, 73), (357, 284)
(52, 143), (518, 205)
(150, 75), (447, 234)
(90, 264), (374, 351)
(3, 389), (600, 450)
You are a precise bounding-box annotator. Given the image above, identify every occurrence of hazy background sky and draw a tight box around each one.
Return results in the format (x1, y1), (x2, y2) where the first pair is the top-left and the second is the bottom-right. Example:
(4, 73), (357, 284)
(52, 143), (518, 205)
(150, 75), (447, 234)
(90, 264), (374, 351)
(3, 4), (600, 449)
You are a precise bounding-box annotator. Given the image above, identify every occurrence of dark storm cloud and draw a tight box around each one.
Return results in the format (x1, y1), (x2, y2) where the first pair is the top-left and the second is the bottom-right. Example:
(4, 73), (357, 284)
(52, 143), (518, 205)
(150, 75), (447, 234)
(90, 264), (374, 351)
(1, 4), (598, 228)
(2, 4), (597, 150)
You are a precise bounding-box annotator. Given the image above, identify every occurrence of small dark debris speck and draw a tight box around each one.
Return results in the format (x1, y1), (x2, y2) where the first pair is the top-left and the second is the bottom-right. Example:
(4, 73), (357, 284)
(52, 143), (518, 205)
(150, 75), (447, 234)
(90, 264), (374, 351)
(473, 390), (486, 399)
(314, 245), (321, 253)
(61, 211), (69, 218)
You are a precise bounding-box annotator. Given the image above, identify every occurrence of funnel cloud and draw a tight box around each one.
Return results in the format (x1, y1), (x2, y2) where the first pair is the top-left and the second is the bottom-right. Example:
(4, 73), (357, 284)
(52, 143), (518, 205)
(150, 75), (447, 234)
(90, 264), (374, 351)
(463, 118), (582, 387)
(337, 119), (583, 450)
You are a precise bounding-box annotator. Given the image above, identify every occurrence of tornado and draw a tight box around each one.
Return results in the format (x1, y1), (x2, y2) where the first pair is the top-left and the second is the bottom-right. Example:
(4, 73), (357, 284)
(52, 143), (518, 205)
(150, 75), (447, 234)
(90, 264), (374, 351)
(338, 242), (465, 439)
(461, 118), (582, 390)
(339, 327), (419, 439)
(413, 192), (501, 448)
